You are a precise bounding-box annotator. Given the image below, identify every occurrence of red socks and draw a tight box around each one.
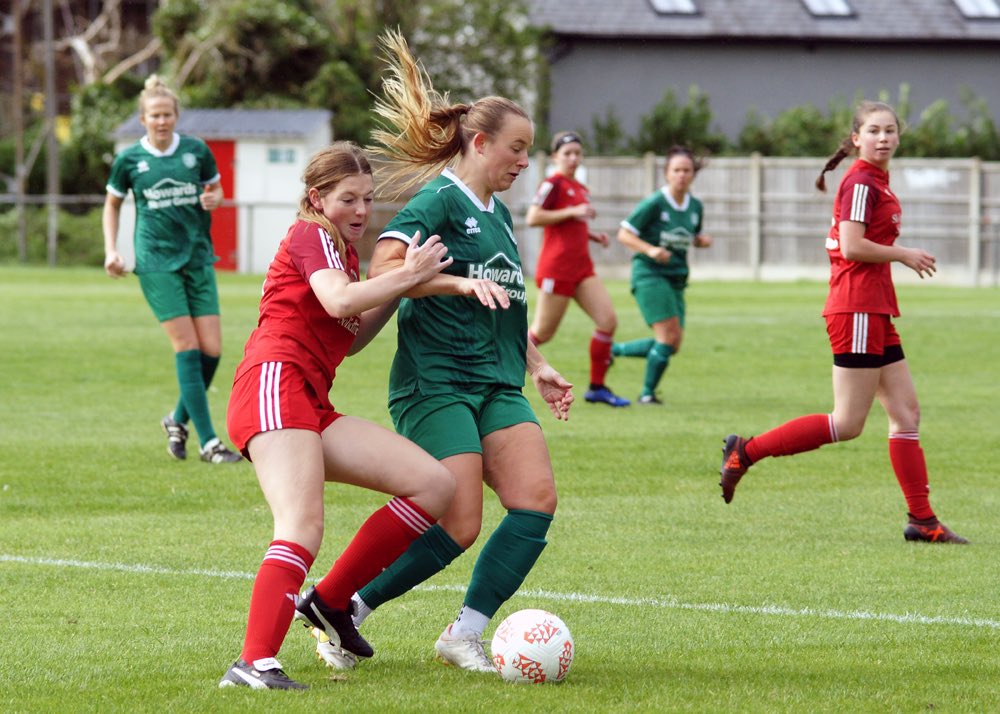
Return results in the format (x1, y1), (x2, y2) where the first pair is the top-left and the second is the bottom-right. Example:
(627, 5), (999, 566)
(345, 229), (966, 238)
(589, 330), (614, 386)
(315, 497), (434, 610)
(745, 414), (837, 463)
(889, 431), (934, 520)
(241, 540), (314, 663)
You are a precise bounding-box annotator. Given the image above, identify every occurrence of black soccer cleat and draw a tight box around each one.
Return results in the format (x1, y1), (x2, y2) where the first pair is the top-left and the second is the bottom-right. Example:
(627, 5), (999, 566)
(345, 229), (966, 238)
(903, 514), (970, 544)
(294, 586), (374, 659)
(218, 657), (307, 690)
(161, 414), (188, 460)
(720, 434), (752, 504)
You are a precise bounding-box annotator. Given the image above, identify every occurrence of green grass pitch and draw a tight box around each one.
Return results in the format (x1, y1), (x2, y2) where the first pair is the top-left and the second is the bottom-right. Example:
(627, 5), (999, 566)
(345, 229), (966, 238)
(1, 266), (998, 712)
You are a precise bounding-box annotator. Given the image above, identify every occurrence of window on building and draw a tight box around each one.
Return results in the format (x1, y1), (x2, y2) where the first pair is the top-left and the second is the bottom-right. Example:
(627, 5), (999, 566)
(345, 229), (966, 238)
(647, 0), (698, 15)
(267, 148), (297, 164)
(800, 0), (854, 16)
(953, 0), (1000, 18)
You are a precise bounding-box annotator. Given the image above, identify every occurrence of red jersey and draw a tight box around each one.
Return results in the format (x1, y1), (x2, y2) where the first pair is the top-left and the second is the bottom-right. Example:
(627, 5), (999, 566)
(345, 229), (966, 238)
(823, 159), (901, 317)
(532, 172), (595, 282)
(235, 219), (361, 397)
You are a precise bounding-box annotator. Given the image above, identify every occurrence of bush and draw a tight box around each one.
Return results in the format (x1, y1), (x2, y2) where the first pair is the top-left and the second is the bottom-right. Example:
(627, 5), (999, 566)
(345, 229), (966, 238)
(0, 205), (104, 266)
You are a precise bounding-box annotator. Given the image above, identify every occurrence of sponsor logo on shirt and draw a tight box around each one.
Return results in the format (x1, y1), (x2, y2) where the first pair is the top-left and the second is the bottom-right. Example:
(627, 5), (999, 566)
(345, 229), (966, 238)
(658, 228), (693, 252)
(465, 217), (481, 235)
(467, 252), (526, 303)
(339, 315), (360, 335)
(142, 178), (200, 210)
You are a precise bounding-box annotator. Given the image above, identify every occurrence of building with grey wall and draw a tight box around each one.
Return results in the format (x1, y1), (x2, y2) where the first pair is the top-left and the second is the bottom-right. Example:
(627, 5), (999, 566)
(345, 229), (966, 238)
(529, 0), (1000, 142)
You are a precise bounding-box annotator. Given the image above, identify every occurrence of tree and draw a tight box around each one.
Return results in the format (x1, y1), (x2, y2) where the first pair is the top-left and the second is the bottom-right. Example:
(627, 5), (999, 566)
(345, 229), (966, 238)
(631, 85), (728, 157)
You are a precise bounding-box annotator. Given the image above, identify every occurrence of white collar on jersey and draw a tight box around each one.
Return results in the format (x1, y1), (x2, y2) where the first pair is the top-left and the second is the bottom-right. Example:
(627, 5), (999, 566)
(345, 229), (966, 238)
(140, 133), (181, 157)
(659, 186), (690, 212)
(442, 167), (495, 214)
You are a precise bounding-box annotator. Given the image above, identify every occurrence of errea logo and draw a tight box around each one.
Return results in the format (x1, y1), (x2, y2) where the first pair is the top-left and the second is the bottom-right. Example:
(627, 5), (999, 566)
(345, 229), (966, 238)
(465, 217), (481, 235)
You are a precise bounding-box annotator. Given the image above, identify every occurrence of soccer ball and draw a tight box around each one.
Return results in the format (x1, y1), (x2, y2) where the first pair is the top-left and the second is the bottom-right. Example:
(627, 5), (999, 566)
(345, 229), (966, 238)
(490, 609), (574, 683)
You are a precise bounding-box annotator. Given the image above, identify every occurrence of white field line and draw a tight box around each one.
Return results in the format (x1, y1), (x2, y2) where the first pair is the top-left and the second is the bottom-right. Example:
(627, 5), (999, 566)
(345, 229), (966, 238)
(3, 553), (998, 631)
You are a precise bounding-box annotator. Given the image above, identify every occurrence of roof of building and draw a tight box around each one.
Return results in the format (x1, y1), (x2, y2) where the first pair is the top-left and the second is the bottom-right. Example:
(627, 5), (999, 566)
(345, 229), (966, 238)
(529, 0), (1000, 42)
(114, 108), (332, 140)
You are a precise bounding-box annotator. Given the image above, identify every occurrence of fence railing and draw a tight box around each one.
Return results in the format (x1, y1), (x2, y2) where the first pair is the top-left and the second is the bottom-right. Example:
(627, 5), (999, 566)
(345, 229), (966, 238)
(4, 154), (999, 286)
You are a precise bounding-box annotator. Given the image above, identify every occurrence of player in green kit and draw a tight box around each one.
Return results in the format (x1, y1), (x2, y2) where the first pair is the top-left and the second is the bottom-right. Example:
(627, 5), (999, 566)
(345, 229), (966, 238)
(302, 31), (574, 674)
(613, 145), (713, 404)
(103, 75), (240, 463)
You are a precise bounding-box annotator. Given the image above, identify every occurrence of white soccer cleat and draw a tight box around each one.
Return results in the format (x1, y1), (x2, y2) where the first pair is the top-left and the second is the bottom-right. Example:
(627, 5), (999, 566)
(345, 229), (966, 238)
(311, 627), (358, 670)
(434, 624), (497, 673)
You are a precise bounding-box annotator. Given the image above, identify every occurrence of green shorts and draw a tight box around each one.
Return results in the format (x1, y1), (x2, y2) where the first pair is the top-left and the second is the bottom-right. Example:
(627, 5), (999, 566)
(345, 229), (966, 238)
(138, 264), (220, 322)
(389, 385), (539, 460)
(632, 275), (686, 327)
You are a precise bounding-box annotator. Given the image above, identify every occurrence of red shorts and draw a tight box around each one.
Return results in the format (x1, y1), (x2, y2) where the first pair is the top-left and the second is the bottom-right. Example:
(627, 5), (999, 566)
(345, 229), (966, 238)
(226, 361), (342, 459)
(825, 313), (904, 368)
(535, 271), (596, 297)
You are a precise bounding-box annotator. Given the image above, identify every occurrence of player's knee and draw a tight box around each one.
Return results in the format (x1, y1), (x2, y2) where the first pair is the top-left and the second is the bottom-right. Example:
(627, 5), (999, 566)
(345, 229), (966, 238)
(413, 464), (456, 519)
(529, 328), (552, 345)
(834, 418), (865, 441)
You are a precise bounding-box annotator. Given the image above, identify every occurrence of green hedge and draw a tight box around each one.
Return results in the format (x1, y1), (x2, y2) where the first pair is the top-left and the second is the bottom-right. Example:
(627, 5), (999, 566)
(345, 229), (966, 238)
(0, 206), (104, 266)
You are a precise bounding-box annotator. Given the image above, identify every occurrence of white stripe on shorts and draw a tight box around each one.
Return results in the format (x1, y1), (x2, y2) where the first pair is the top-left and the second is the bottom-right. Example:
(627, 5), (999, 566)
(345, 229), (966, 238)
(541, 277), (555, 294)
(851, 313), (868, 354)
(258, 361), (284, 432)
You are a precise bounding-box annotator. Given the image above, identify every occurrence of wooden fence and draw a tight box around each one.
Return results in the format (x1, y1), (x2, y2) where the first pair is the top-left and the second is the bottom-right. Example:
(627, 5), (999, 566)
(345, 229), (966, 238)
(506, 153), (1000, 287)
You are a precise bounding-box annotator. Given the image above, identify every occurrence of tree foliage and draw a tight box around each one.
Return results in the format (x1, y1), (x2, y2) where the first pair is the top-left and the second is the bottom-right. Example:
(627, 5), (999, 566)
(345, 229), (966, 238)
(631, 86), (728, 157)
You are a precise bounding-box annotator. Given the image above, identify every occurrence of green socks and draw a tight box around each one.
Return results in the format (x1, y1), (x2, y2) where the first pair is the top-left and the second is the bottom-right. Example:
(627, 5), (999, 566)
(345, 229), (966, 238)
(357, 524), (464, 610)
(612, 337), (655, 358)
(173, 352), (220, 426)
(642, 342), (673, 396)
(174, 349), (217, 447)
(464, 509), (553, 618)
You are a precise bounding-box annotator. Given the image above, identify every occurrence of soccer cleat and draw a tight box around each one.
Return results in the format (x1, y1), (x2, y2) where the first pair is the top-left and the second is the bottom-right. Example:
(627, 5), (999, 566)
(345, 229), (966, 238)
(434, 624), (497, 673)
(200, 438), (243, 464)
(294, 586), (374, 659)
(584, 385), (631, 407)
(161, 414), (188, 460)
(637, 393), (663, 405)
(311, 627), (358, 670)
(903, 515), (970, 544)
(720, 434), (752, 504)
(218, 657), (307, 690)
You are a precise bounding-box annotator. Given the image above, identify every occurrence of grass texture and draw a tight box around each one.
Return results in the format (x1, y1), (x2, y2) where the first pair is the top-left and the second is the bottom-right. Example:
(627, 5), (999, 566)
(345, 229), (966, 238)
(1, 266), (998, 713)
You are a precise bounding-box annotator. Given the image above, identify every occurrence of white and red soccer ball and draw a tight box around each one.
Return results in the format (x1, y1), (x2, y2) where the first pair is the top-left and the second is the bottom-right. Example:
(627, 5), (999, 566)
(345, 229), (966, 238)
(491, 609), (574, 684)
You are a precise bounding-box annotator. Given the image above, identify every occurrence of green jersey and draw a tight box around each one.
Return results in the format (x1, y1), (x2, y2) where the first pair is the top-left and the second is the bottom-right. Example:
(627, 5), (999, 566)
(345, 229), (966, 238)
(106, 133), (220, 274)
(621, 187), (703, 285)
(380, 168), (529, 399)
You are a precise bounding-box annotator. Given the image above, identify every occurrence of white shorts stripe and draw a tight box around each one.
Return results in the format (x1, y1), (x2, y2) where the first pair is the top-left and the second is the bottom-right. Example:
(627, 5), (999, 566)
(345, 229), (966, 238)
(258, 361), (283, 432)
(851, 313), (868, 354)
(849, 184), (869, 222)
(387, 497), (433, 534)
(540, 277), (555, 294)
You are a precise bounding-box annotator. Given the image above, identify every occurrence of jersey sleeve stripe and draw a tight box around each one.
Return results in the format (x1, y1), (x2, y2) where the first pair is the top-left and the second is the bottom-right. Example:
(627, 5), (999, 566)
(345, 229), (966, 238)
(378, 230), (414, 245)
(849, 184), (869, 222)
(106, 184), (126, 198)
(318, 228), (345, 271)
(619, 220), (641, 235)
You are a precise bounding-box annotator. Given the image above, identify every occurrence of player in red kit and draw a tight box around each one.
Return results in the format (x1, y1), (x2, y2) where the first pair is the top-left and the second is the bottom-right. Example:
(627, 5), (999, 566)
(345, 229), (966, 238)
(718, 101), (967, 545)
(527, 132), (628, 407)
(219, 142), (458, 690)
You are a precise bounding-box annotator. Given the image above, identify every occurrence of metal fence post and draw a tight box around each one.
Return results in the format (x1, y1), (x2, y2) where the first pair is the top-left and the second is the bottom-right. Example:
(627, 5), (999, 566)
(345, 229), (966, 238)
(969, 157), (982, 287)
(749, 152), (762, 280)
